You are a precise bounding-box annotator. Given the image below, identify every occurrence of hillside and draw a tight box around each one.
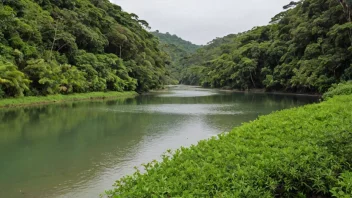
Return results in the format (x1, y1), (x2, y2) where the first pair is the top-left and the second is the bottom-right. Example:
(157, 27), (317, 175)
(151, 31), (200, 54)
(151, 31), (201, 83)
(0, 0), (169, 98)
(180, 0), (352, 93)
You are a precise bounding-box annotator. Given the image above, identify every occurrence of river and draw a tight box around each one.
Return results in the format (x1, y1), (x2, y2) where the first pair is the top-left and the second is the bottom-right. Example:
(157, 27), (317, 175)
(0, 86), (318, 198)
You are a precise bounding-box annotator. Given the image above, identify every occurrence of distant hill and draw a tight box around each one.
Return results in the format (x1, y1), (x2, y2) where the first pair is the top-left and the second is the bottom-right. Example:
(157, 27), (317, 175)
(151, 31), (201, 54)
(151, 31), (201, 84)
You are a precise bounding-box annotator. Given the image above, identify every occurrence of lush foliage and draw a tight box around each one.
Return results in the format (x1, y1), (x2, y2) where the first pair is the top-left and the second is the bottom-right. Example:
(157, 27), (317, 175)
(0, 0), (169, 97)
(180, 0), (352, 93)
(323, 81), (352, 99)
(0, 61), (30, 97)
(106, 92), (352, 197)
(151, 31), (200, 54)
(331, 172), (352, 198)
(151, 31), (200, 84)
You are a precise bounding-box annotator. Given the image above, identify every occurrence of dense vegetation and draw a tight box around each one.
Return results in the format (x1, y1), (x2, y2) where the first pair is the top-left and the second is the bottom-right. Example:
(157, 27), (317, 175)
(151, 31), (200, 84)
(323, 81), (352, 99)
(151, 31), (200, 54)
(106, 83), (352, 197)
(0, 0), (170, 98)
(180, 0), (352, 93)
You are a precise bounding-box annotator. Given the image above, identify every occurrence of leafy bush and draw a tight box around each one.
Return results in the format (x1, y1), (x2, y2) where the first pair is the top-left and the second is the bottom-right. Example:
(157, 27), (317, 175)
(106, 95), (352, 197)
(0, 61), (30, 97)
(331, 172), (352, 198)
(323, 81), (352, 100)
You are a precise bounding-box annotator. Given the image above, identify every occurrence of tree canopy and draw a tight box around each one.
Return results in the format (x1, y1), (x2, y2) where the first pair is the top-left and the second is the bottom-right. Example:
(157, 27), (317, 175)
(180, 0), (352, 93)
(151, 31), (201, 84)
(151, 31), (201, 54)
(2, 0), (351, 97)
(0, 0), (169, 98)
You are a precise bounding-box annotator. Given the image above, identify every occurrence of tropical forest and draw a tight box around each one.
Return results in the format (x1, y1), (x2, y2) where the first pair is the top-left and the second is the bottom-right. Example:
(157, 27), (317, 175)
(0, 0), (351, 197)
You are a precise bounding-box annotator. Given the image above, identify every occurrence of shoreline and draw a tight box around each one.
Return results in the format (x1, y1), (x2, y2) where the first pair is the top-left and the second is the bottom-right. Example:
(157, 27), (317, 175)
(218, 89), (322, 97)
(163, 85), (322, 97)
(0, 91), (138, 109)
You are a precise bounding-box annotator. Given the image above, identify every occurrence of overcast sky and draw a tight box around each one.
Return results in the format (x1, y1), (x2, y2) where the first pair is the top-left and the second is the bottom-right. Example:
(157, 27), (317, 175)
(111, 0), (292, 45)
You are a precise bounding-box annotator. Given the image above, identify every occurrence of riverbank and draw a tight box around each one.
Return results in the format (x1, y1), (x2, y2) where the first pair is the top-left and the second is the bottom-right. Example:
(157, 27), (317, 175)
(106, 84), (352, 197)
(163, 85), (322, 97)
(0, 91), (138, 108)
(218, 88), (322, 97)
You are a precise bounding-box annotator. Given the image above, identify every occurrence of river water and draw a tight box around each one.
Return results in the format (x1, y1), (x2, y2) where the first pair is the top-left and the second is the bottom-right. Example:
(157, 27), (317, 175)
(0, 86), (318, 198)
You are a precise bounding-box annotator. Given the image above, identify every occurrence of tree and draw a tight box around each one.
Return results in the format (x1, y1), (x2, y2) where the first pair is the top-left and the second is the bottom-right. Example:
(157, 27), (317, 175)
(283, 1), (300, 10)
(0, 61), (30, 97)
(337, 0), (352, 46)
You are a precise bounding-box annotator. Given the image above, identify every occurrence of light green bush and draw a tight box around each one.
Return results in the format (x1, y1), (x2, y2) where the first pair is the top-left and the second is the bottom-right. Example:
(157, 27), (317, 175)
(331, 172), (352, 198)
(323, 81), (352, 100)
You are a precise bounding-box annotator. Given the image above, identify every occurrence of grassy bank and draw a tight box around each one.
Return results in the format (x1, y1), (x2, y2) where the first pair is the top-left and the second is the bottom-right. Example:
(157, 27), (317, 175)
(0, 91), (138, 108)
(106, 84), (352, 197)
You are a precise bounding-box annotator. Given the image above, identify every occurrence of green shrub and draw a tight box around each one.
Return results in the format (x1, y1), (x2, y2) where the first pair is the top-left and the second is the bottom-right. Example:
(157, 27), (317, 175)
(105, 95), (352, 197)
(0, 61), (30, 97)
(331, 172), (352, 198)
(323, 81), (352, 100)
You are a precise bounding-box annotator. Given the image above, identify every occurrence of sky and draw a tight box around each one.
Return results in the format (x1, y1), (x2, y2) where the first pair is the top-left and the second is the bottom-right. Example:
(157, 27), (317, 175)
(111, 0), (292, 45)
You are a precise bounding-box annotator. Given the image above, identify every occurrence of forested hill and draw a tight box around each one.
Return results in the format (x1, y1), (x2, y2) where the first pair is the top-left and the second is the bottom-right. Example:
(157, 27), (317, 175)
(151, 31), (201, 84)
(151, 31), (200, 54)
(181, 0), (352, 93)
(0, 0), (169, 98)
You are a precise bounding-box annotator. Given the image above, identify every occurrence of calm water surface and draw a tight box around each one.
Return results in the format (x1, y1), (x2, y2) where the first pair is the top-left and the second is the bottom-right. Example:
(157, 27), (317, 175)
(0, 86), (318, 198)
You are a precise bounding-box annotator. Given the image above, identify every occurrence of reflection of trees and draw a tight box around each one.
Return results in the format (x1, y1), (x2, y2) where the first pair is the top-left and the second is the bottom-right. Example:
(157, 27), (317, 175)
(0, 98), (159, 197)
(0, 98), (137, 144)
(137, 92), (318, 106)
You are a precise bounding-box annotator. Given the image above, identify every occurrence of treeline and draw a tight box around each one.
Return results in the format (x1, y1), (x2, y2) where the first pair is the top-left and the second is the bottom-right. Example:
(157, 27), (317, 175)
(0, 0), (169, 98)
(151, 31), (200, 84)
(180, 0), (352, 93)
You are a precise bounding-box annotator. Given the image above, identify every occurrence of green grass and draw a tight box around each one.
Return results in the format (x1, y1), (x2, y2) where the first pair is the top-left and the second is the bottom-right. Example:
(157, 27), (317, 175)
(0, 91), (138, 108)
(106, 93), (352, 197)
